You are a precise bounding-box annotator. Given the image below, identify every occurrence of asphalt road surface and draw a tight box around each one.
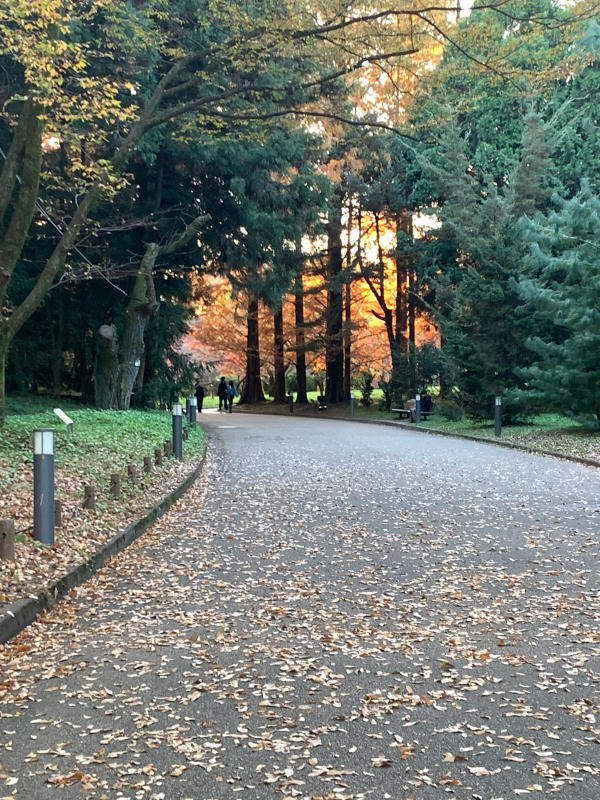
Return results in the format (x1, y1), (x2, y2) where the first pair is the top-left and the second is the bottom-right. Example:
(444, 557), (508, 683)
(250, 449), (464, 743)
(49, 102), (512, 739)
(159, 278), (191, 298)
(1, 412), (600, 800)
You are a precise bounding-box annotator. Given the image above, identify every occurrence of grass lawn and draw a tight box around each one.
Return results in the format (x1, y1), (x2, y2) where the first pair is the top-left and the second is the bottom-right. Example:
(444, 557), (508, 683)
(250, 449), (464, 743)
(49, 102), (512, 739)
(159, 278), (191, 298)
(419, 412), (600, 462)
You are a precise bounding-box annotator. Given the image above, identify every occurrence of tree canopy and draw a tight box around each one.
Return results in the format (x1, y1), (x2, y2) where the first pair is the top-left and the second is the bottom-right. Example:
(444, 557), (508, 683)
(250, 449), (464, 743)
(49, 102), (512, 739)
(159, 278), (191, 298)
(1, 0), (599, 422)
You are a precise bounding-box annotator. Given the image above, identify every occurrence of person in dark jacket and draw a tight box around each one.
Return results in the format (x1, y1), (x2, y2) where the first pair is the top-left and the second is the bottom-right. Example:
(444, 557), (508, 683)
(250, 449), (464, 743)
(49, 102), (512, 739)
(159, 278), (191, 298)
(217, 377), (228, 412)
(226, 380), (238, 413)
(195, 383), (205, 413)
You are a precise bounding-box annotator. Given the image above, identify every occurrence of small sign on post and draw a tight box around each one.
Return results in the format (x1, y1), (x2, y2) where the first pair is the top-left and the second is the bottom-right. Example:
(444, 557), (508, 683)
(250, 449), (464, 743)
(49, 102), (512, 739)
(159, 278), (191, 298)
(53, 408), (73, 432)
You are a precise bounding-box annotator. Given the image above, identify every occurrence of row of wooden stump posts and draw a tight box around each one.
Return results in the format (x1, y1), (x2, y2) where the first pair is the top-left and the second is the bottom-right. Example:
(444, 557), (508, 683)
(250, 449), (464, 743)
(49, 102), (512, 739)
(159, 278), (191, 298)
(0, 400), (197, 561)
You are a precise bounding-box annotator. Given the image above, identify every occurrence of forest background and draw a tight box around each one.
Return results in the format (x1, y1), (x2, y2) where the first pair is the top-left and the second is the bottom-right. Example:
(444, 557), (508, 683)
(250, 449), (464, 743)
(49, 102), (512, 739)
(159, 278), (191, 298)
(2, 0), (600, 427)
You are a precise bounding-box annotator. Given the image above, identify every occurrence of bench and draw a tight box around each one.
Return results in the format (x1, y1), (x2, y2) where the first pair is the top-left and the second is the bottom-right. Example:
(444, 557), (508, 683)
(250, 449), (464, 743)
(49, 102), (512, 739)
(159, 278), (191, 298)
(392, 407), (435, 421)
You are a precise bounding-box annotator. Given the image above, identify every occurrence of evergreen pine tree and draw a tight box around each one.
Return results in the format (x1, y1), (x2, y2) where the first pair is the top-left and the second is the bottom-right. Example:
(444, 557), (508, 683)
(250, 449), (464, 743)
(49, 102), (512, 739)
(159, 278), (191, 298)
(425, 114), (556, 419)
(516, 184), (600, 421)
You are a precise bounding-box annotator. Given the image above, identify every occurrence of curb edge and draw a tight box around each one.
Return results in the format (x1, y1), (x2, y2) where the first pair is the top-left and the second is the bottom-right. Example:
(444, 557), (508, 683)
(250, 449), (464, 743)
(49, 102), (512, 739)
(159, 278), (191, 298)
(348, 416), (600, 469)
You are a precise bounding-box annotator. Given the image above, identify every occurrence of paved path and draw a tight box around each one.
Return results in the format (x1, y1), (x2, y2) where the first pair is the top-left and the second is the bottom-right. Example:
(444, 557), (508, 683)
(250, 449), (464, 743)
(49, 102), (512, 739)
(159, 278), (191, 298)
(1, 412), (600, 799)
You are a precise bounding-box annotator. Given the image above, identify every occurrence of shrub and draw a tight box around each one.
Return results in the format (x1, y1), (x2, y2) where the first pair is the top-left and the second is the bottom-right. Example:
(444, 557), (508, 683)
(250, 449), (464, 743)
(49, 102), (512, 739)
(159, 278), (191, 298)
(436, 399), (464, 421)
(359, 372), (374, 407)
(379, 379), (393, 412)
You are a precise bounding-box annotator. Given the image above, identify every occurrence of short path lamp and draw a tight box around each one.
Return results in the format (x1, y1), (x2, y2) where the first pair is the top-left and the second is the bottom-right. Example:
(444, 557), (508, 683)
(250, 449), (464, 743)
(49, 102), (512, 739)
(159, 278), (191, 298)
(495, 396), (502, 437)
(33, 428), (55, 545)
(172, 403), (183, 460)
(414, 393), (421, 424)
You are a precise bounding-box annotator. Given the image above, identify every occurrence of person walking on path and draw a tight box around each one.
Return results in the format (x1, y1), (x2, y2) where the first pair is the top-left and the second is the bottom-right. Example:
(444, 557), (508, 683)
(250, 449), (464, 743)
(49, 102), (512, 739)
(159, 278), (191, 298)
(217, 377), (228, 412)
(195, 382), (205, 413)
(227, 380), (238, 413)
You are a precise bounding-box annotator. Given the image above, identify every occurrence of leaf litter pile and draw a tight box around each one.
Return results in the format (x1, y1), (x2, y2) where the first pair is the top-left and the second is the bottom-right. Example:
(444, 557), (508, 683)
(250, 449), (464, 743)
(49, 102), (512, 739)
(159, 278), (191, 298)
(1, 415), (600, 799)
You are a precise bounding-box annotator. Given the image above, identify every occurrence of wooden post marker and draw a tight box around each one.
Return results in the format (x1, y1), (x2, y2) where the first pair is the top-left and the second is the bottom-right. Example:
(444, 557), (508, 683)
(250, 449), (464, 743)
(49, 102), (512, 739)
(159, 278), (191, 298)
(143, 456), (152, 473)
(183, 426), (189, 441)
(83, 485), (96, 510)
(127, 463), (138, 483)
(154, 448), (162, 466)
(164, 440), (172, 458)
(110, 473), (121, 499)
(0, 520), (15, 560)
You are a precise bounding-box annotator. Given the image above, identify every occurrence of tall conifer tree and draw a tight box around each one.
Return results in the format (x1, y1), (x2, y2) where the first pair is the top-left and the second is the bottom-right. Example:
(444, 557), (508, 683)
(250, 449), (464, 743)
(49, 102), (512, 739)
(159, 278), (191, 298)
(516, 184), (600, 421)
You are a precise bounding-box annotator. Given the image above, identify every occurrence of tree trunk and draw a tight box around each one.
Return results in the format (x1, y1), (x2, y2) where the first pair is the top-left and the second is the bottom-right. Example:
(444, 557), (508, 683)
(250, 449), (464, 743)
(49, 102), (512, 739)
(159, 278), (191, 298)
(0, 100), (43, 302)
(326, 197), (344, 404)
(439, 335), (449, 399)
(408, 268), (416, 396)
(344, 197), (353, 398)
(403, 213), (416, 396)
(344, 274), (352, 399)
(92, 216), (207, 410)
(359, 208), (410, 406)
(390, 341), (407, 406)
(134, 350), (146, 403)
(240, 295), (265, 404)
(94, 324), (119, 409)
(77, 330), (95, 404)
(114, 250), (158, 409)
(94, 244), (160, 409)
(393, 212), (413, 403)
(114, 311), (146, 409)
(0, 99), (44, 423)
(393, 259), (408, 405)
(294, 273), (308, 404)
(50, 295), (64, 395)
(273, 306), (286, 403)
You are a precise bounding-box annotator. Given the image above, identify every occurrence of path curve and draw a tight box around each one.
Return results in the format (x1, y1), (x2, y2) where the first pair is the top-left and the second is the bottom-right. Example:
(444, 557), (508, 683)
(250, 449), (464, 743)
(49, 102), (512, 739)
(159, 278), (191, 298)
(1, 412), (599, 799)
